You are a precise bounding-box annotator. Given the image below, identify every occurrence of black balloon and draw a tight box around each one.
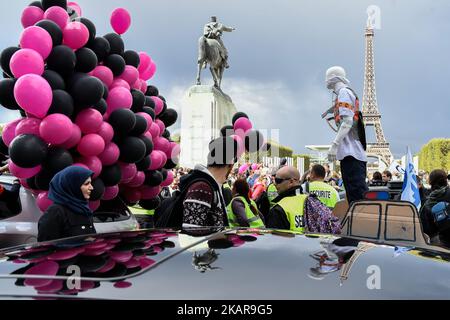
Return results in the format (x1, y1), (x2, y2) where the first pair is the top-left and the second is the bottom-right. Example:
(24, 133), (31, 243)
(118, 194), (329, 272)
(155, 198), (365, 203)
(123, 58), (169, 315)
(100, 164), (122, 187)
(0, 47), (20, 77)
(102, 83), (109, 100)
(142, 107), (155, 120)
(164, 158), (178, 170)
(26, 176), (38, 190)
(140, 136), (153, 156)
(220, 125), (234, 137)
(158, 95), (166, 102)
(87, 37), (110, 62)
(90, 178), (105, 201)
(34, 169), (54, 191)
(93, 98), (107, 115)
(158, 108), (178, 127)
(124, 50), (140, 68)
(109, 109), (136, 135)
(0, 136), (8, 156)
(42, 70), (65, 90)
(144, 96), (155, 109)
(9, 134), (48, 168)
(139, 197), (161, 210)
(103, 33), (124, 56)
(162, 129), (171, 139)
(104, 54), (125, 77)
(47, 90), (74, 117)
(146, 85), (159, 97)
(118, 137), (146, 164)
(35, 20), (62, 46)
(232, 112), (249, 125)
(42, 0), (67, 10)
(78, 18), (96, 45)
(42, 147), (73, 174)
(160, 169), (168, 181)
(129, 115), (148, 136)
(47, 45), (76, 77)
(75, 48), (98, 73)
(70, 76), (104, 107)
(0, 79), (19, 110)
(29, 1), (43, 9)
(136, 156), (151, 171)
(130, 89), (145, 113)
(145, 170), (163, 187)
(66, 72), (88, 90)
(244, 130), (264, 153)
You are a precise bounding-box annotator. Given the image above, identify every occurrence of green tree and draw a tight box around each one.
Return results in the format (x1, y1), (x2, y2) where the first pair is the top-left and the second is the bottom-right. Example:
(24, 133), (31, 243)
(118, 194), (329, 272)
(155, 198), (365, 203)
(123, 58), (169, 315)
(419, 138), (450, 172)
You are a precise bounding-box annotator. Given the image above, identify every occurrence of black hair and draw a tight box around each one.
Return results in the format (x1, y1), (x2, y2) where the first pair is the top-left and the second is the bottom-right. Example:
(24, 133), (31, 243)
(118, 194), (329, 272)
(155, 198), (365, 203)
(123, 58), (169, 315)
(429, 169), (448, 191)
(311, 164), (326, 179)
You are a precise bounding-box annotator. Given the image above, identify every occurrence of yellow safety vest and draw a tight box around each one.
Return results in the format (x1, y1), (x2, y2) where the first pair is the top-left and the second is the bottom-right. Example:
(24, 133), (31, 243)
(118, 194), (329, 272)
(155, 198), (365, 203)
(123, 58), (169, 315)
(226, 196), (265, 228)
(267, 184), (278, 205)
(307, 181), (339, 209)
(275, 194), (307, 232)
(130, 206), (155, 216)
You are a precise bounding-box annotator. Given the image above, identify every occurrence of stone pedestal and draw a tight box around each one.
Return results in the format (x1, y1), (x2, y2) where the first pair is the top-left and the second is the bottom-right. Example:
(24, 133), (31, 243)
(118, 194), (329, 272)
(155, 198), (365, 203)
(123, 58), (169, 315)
(179, 85), (237, 169)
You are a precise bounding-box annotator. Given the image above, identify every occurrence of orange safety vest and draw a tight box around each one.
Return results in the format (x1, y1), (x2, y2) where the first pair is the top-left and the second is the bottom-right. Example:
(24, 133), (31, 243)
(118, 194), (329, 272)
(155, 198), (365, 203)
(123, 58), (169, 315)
(333, 87), (360, 126)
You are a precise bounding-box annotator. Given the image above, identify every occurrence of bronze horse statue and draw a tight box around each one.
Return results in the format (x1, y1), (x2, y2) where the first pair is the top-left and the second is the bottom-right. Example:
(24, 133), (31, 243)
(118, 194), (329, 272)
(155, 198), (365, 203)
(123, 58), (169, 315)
(196, 37), (226, 89)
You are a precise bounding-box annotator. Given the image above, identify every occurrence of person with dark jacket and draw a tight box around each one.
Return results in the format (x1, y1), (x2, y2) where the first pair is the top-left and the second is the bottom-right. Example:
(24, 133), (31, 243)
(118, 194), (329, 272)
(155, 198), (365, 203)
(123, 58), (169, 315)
(266, 166), (304, 231)
(0, 176), (21, 217)
(419, 169), (450, 246)
(38, 166), (95, 242)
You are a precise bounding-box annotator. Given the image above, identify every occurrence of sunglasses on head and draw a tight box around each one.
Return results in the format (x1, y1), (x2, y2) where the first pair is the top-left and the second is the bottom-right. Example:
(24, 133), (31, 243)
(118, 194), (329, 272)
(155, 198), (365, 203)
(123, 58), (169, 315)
(274, 177), (291, 184)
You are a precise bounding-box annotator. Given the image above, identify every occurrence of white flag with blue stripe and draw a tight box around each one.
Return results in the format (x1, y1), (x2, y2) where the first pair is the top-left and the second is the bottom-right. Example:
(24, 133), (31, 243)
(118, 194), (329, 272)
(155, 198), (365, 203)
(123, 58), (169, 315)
(401, 147), (421, 210)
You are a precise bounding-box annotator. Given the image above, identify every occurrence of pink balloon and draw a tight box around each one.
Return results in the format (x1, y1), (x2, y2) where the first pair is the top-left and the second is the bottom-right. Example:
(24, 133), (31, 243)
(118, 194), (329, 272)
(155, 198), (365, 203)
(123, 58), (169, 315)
(119, 162), (137, 183)
(161, 170), (174, 187)
(140, 63), (156, 81)
(159, 151), (167, 168)
(77, 134), (105, 157)
(143, 131), (153, 142)
(44, 6), (69, 29)
(110, 78), (130, 90)
(68, 2), (82, 17)
(20, 26), (53, 59)
(148, 152), (163, 171)
(39, 114), (72, 144)
(150, 97), (164, 115)
(76, 108), (103, 134)
(139, 79), (147, 94)
(136, 112), (152, 130)
(231, 134), (245, 158)
(98, 142), (120, 166)
(102, 185), (119, 200)
(126, 171), (145, 188)
(106, 87), (132, 114)
(2, 119), (22, 147)
(110, 8), (131, 35)
(36, 192), (53, 212)
(120, 66), (139, 86)
(97, 122), (114, 143)
(138, 52), (151, 73)
(63, 22), (89, 50)
(131, 79), (141, 90)
(92, 66), (114, 87)
(153, 137), (170, 153)
(155, 119), (165, 136)
(15, 118), (41, 137)
(123, 188), (141, 203)
(170, 142), (181, 159)
(149, 122), (160, 138)
(239, 164), (250, 174)
(140, 186), (160, 200)
(89, 200), (101, 212)
(10, 49), (44, 78)
(21, 6), (44, 28)
(78, 156), (102, 179)
(58, 123), (81, 149)
(234, 117), (253, 134)
(9, 162), (41, 179)
(14, 74), (52, 119)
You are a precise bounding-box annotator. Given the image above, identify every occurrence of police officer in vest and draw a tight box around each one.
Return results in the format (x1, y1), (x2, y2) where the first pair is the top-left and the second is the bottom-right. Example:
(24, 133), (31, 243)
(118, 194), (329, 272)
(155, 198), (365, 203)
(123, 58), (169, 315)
(266, 166), (307, 232)
(304, 164), (339, 209)
(226, 178), (264, 228)
(323, 66), (368, 204)
(267, 170), (279, 205)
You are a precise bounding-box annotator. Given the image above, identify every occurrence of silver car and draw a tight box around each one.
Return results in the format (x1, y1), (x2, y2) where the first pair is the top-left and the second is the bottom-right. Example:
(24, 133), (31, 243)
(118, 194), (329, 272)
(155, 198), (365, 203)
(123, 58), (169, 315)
(0, 174), (139, 248)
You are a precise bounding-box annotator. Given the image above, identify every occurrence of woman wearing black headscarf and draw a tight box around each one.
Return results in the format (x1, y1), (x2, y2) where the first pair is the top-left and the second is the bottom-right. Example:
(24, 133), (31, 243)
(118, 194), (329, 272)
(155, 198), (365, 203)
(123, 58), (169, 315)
(38, 166), (96, 242)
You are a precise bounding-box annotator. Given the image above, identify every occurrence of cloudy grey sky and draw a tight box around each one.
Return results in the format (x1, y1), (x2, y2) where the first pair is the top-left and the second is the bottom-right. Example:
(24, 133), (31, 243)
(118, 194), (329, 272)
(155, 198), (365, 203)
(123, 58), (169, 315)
(1, 0), (449, 159)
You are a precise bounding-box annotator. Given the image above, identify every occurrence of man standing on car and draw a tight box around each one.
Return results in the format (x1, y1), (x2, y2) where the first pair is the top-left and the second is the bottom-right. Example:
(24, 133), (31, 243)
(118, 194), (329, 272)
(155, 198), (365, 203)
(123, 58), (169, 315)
(323, 66), (368, 205)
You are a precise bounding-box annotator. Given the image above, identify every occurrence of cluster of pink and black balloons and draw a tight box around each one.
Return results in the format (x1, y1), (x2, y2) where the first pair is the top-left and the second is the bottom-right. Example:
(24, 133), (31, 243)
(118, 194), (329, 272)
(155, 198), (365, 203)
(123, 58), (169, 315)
(0, 0), (179, 212)
(220, 112), (270, 158)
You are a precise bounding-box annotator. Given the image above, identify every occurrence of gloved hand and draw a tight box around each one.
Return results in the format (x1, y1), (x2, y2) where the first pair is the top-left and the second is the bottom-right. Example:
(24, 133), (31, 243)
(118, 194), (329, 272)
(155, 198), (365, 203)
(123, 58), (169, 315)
(327, 143), (338, 162)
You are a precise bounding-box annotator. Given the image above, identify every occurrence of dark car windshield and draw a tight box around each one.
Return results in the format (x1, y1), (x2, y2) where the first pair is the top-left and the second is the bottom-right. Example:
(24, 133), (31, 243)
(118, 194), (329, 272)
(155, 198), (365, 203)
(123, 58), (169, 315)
(93, 197), (131, 223)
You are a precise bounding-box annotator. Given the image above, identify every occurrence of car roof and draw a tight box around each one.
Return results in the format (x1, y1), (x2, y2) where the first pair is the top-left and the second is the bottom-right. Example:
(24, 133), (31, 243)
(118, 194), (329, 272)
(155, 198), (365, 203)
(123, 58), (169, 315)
(0, 227), (449, 300)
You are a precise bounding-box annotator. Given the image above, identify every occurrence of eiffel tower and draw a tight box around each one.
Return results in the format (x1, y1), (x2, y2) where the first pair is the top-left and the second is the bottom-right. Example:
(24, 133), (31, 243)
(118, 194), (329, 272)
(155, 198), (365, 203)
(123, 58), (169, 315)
(361, 26), (393, 166)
